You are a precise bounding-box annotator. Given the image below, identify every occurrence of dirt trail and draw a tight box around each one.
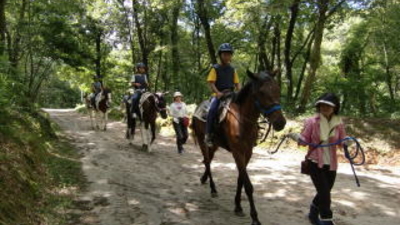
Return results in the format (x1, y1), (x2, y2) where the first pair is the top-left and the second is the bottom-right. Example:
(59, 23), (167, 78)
(45, 109), (400, 225)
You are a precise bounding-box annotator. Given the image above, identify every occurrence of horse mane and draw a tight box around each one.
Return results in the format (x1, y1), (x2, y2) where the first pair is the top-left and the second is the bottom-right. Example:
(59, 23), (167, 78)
(234, 81), (254, 105)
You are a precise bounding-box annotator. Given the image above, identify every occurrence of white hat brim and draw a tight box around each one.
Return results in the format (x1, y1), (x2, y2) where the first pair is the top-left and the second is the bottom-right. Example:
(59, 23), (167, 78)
(315, 100), (336, 107)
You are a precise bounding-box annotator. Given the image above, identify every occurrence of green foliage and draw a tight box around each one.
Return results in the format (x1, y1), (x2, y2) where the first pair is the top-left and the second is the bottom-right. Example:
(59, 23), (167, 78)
(0, 108), (85, 225)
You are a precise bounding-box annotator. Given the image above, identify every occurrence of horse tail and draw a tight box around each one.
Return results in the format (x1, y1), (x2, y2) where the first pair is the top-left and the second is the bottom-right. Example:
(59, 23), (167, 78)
(190, 117), (198, 146)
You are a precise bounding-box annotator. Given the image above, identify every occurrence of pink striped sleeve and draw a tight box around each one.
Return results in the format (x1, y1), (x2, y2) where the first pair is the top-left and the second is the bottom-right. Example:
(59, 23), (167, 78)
(300, 118), (313, 145)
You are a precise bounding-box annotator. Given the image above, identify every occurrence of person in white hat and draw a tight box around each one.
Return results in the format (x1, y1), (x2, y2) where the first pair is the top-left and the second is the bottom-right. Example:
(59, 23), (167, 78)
(169, 91), (189, 154)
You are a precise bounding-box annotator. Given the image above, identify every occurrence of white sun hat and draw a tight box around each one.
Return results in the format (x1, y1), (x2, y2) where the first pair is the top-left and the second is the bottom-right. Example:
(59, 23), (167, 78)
(173, 91), (183, 98)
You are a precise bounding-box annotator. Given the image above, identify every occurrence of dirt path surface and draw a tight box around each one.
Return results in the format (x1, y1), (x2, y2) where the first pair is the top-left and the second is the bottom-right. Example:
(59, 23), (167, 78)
(44, 109), (400, 225)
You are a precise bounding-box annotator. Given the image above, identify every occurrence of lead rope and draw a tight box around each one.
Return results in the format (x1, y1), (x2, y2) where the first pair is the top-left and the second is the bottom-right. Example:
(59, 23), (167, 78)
(273, 136), (365, 187)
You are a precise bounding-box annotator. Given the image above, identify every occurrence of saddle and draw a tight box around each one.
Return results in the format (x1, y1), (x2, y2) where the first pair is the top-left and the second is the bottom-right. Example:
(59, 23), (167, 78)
(193, 93), (234, 124)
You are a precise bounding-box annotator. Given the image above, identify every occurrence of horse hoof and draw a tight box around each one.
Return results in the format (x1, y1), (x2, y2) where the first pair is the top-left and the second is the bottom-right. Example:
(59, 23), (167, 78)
(235, 211), (245, 217)
(251, 221), (262, 225)
(211, 192), (218, 198)
(234, 208), (245, 217)
(200, 177), (207, 184)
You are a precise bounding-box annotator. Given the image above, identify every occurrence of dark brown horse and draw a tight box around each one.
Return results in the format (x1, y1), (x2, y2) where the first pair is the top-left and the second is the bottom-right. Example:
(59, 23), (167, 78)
(191, 70), (286, 225)
(125, 91), (168, 151)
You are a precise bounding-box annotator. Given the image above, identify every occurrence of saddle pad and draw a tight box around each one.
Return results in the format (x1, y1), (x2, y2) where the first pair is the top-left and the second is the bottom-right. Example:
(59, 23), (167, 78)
(193, 98), (232, 123)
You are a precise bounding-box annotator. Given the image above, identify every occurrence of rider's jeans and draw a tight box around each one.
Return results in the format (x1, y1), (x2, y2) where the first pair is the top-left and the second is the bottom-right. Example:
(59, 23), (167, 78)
(130, 91), (142, 113)
(206, 97), (220, 135)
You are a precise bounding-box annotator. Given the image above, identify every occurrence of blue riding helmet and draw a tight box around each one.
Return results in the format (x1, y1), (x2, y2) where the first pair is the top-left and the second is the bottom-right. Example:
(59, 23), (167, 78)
(136, 62), (146, 68)
(218, 43), (234, 55)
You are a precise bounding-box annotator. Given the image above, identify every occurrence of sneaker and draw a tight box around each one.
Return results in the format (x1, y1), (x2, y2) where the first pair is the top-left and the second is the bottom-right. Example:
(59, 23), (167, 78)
(317, 218), (336, 225)
(205, 134), (213, 147)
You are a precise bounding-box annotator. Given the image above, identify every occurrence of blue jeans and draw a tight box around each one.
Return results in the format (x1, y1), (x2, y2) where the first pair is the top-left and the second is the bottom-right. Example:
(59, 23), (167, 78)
(130, 91), (142, 114)
(206, 97), (220, 134)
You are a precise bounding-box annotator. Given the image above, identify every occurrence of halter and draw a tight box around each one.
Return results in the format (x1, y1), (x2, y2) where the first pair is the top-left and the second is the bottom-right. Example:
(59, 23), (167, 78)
(255, 100), (282, 116)
(153, 94), (167, 112)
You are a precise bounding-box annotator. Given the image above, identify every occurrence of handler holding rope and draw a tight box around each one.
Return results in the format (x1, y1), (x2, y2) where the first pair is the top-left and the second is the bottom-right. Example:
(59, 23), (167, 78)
(286, 93), (353, 225)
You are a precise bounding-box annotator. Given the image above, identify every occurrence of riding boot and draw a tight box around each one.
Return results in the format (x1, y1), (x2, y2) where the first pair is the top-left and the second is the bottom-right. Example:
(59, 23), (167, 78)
(308, 203), (319, 225)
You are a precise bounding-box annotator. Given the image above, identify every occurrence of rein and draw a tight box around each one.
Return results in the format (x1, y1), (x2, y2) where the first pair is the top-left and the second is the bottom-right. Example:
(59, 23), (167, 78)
(272, 136), (365, 187)
(225, 96), (281, 143)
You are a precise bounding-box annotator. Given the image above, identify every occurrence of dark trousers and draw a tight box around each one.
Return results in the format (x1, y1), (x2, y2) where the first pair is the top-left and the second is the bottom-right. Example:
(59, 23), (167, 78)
(206, 97), (220, 134)
(173, 120), (188, 153)
(309, 162), (337, 219)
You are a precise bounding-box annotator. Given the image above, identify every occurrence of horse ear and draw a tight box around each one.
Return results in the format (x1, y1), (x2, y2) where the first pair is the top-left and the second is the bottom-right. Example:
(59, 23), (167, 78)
(270, 69), (280, 77)
(247, 70), (258, 80)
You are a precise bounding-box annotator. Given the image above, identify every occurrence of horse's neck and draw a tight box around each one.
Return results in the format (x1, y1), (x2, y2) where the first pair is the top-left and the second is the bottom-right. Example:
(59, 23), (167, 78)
(143, 96), (157, 114)
(236, 95), (260, 125)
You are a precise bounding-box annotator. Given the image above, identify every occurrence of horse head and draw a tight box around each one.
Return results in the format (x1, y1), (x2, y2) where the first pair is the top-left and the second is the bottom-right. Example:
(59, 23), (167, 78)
(247, 70), (286, 131)
(154, 92), (168, 119)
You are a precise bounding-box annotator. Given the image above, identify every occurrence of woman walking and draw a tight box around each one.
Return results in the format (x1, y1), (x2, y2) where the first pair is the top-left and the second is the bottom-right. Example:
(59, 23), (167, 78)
(169, 91), (189, 154)
(287, 93), (351, 225)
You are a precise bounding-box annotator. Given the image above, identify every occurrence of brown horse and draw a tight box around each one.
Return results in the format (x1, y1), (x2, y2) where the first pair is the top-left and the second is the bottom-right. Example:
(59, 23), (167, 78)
(125, 91), (168, 152)
(191, 70), (286, 225)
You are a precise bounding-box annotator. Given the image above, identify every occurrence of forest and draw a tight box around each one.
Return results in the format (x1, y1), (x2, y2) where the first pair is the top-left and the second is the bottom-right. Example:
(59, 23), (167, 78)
(0, 0), (399, 116)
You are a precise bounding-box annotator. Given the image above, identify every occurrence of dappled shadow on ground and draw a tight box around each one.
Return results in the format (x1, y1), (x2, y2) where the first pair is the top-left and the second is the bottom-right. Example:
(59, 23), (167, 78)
(47, 109), (400, 225)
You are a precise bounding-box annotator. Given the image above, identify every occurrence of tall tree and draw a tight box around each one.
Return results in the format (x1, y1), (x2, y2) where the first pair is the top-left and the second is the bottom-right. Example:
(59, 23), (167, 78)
(170, 0), (183, 89)
(298, 0), (346, 113)
(196, 0), (216, 64)
(0, 0), (6, 55)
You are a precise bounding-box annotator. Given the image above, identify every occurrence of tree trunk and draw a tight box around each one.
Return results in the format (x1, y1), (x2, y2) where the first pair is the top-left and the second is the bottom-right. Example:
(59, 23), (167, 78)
(0, 0), (6, 55)
(95, 30), (102, 78)
(297, 0), (329, 113)
(117, 0), (136, 65)
(154, 45), (163, 92)
(196, 0), (216, 64)
(284, 0), (300, 102)
(257, 15), (273, 71)
(294, 34), (314, 101)
(10, 0), (27, 73)
(383, 42), (395, 107)
(171, 0), (183, 90)
(274, 20), (282, 87)
(132, 0), (148, 66)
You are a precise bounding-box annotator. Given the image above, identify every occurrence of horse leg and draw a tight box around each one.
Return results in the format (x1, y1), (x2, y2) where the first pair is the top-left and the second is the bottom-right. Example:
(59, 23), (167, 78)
(90, 109), (95, 130)
(234, 176), (245, 216)
(103, 111), (108, 131)
(200, 145), (218, 197)
(139, 122), (150, 152)
(234, 153), (261, 225)
(199, 142), (209, 184)
(207, 147), (218, 197)
(150, 121), (156, 144)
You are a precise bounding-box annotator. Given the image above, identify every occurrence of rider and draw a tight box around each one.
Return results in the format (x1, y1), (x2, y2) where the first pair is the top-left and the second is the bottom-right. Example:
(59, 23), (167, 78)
(90, 75), (103, 109)
(205, 43), (241, 147)
(130, 62), (149, 119)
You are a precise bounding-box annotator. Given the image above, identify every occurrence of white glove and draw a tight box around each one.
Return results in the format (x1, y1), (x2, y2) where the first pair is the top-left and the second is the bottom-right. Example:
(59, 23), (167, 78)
(286, 133), (301, 142)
